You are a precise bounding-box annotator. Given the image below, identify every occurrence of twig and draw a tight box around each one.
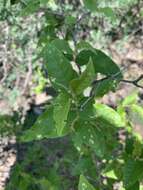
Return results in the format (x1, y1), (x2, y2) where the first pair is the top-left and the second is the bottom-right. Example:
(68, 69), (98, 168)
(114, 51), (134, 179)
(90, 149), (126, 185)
(121, 75), (143, 89)
(93, 74), (143, 89)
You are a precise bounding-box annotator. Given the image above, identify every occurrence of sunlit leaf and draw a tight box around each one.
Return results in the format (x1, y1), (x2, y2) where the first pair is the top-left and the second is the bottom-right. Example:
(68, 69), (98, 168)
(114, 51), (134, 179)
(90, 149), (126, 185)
(94, 103), (125, 127)
(20, 105), (71, 142)
(70, 59), (95, 95)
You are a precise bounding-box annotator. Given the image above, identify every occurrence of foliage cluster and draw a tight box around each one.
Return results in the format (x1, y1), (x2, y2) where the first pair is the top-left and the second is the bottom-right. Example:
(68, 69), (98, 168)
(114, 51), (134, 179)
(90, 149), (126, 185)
(0, 0), (143, 190)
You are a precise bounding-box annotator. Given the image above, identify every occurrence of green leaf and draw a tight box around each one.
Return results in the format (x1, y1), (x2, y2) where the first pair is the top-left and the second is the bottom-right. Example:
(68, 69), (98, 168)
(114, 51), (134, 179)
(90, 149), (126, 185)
(76, 49), (122, 77)
(44, 43), (76, 87)
(123, 159), (143, 188)
(94, 103), (125, 128)
(51, 39), (73, 55)
(83, 0), (98, 12)
(53, 92), (71, 135)
(20, 105), (71, 142)
(70, 59), (95, 95)
(93, 78), (118, 97)
(73, 120), (117, 158)
(78, 175), (95, 190)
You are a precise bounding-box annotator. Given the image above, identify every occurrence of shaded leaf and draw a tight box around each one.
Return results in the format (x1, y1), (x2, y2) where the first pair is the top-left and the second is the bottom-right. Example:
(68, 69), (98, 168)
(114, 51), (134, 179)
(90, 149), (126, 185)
(73, 121), (117, 158)
(123, 159), (143, 188)
(93, 78), (118, 97)
(126, 181), (139, 190)
(76, 49), (122, 77)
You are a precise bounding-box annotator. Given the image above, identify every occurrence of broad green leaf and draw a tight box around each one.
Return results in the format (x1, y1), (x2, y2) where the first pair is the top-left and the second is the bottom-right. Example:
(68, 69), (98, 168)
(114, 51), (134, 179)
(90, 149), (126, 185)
(51, 39), (73, 55)
(20, 105), (72, 142)
(44, 43), (76, 87)
(94, 103), (125, 128)
(83, 0), (98, 12)
(70, 59), (95, 95)
(123, 159), (143, 188)
(76, 49), (122, 96)
(73, 121), (117, 158)
(53, 92), (71, 135)
(76, 49), (122, 78)
(78, 175), (95, 190)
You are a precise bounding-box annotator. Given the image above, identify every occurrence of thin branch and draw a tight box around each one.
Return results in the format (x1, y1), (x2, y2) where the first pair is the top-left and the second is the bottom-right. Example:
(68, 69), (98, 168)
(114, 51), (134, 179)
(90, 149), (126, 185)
(92, 74), (143, 89)
(121, 75), (143, 89)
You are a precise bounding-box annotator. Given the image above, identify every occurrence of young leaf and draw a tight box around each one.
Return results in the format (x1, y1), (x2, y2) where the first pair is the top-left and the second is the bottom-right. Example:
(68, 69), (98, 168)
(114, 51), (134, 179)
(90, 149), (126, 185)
(70, 59), (95, 95)
(44, 43), (76, 87)
(78, 175), (95, 190)
(53, 92), (71, 135)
